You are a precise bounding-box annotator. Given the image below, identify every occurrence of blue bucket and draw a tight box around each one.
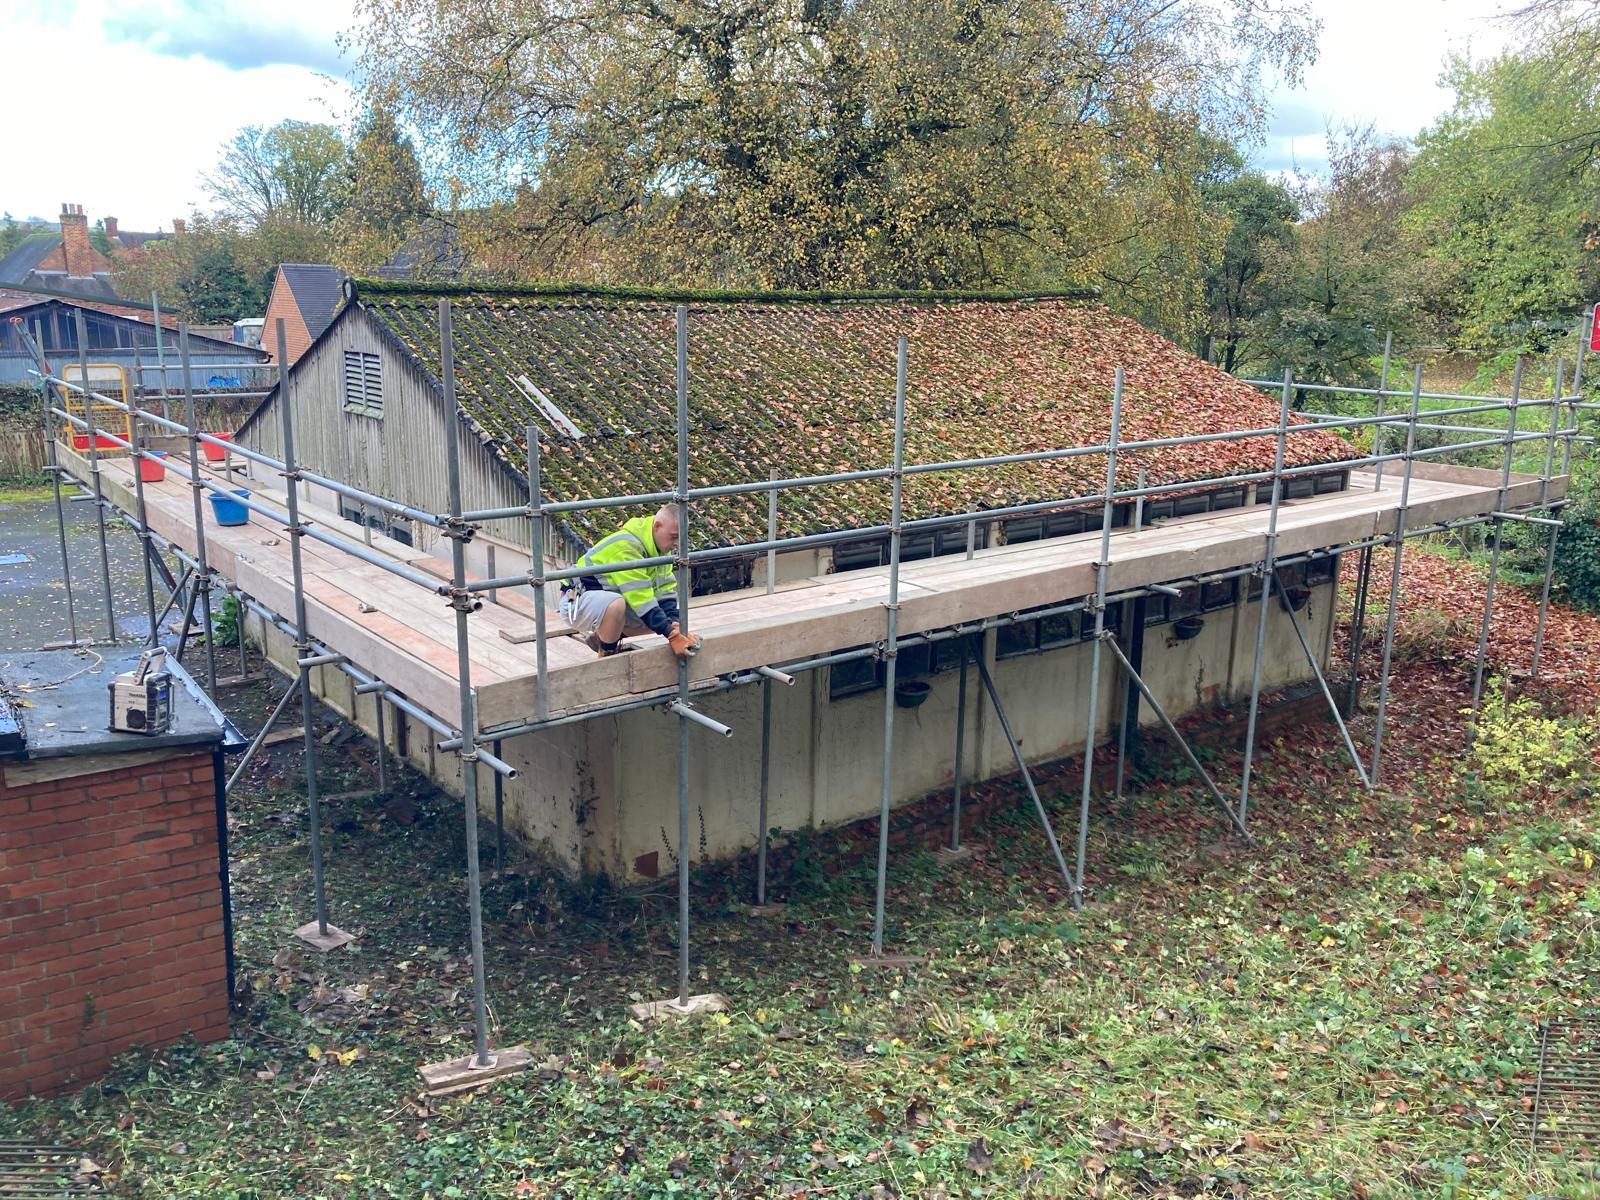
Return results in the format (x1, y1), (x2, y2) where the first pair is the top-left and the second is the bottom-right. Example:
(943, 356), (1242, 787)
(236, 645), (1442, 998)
(208, 488), (251, 527)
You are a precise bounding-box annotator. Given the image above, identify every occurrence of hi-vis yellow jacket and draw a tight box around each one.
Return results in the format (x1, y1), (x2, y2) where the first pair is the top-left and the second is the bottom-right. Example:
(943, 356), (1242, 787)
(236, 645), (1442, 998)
(571, 514), (679, 636)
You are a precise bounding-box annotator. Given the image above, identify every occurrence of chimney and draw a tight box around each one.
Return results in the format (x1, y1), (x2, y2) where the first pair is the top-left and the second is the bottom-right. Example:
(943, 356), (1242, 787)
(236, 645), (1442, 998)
(103, 216), (119, 242)
(60, 203), (93, 276)
(172, 218), (186, 236)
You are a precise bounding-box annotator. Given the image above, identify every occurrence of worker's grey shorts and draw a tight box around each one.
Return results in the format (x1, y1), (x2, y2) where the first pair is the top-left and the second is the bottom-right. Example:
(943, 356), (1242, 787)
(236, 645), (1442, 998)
(559, 589), (648, 637)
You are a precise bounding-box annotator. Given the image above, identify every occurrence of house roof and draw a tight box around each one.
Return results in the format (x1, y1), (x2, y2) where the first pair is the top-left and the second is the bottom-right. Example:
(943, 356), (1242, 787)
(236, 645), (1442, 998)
(279, 264), (344, 340)
(306, 280), (1356, 550)
(0, 288), (246, 351)
(0, 232), (60, 285)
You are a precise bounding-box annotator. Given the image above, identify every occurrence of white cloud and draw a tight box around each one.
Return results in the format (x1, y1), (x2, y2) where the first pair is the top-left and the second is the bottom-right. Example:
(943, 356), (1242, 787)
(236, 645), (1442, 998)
(1254, 0), (1521, 176)
(2, 0), (357, 230)
(0, 0), (1530, 231)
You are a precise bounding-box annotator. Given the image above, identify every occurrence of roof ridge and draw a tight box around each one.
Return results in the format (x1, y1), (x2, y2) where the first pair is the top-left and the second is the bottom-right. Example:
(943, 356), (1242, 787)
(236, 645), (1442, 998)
(349, 277), (1101, 306)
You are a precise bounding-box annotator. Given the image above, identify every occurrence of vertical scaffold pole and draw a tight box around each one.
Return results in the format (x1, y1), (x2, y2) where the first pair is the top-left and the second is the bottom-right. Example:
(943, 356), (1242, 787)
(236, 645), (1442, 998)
(870, 336), (909, 958)
(1074, 368), (1124, 908)
(25, 318), (79, 645)
(1373, 332), (1393, 492)
(127, 373), (159, 644)
(949, 634), (968, 854)
(528, 423), (549, 720)
(73, 311), (118, 644)
(1344, 545), (1374, 715)
(493, 738), (505, 876)
(674, 305), (694, 1003)
(1558, 357), (1575, 478)
(277, 320), (331, 942)
(1237, 370), (1292, 830)
(151, 291), (170, 420)
(1370, 366), (1424, 785)
(1532, 359), (1567, 678)
(756, 470), (778, 907)
(375, 698), (388, 794)
(178, 325), (218, 692)
(439, 300), (493, 1066)
(1470, 359), (1521, 726)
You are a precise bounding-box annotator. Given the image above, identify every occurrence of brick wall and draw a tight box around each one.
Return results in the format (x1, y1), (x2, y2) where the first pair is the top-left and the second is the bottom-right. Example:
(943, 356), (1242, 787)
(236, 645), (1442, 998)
(0, 750), (230, 1100)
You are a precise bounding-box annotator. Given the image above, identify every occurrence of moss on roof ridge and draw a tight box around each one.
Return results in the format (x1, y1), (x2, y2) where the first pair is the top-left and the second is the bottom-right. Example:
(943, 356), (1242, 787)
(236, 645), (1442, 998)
(350, 277), (1101, 306)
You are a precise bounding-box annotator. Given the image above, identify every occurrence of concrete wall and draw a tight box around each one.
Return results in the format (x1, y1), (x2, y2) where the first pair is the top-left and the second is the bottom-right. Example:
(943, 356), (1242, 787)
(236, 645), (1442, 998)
(243, 572), (1335, 882)
(592, 579), (1335, 880)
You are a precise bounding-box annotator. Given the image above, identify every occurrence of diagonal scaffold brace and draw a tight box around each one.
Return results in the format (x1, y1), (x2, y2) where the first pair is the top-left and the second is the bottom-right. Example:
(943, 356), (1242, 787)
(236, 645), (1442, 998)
(1098, 633), (1252, 842)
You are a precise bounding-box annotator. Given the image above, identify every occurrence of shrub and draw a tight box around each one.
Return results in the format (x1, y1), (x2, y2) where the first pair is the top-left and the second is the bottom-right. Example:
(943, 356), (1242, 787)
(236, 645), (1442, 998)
(1462, 678), (1596, 807)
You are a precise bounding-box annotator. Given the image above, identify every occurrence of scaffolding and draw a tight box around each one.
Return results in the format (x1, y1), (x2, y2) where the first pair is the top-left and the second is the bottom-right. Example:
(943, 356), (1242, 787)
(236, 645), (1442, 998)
(10, 300), (1592, 1080)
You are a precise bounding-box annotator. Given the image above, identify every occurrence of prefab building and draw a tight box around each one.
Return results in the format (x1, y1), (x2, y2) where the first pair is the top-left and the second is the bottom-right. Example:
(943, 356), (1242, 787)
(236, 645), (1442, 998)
(232, 281), (1357, 882)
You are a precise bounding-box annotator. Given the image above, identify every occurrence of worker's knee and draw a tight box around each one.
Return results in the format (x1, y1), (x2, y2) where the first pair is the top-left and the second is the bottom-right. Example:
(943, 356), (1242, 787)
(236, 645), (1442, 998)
(604, 595), (627, 619)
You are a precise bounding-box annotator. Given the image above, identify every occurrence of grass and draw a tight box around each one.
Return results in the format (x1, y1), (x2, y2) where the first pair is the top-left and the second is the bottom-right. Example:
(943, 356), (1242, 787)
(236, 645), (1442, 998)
(0, 476), (59, 504)
(4, 595), (1600, 1197)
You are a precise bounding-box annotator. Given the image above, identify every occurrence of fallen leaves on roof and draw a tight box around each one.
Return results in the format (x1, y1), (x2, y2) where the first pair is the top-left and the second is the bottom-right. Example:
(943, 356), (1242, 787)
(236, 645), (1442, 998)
(369, 293), (1355, 549)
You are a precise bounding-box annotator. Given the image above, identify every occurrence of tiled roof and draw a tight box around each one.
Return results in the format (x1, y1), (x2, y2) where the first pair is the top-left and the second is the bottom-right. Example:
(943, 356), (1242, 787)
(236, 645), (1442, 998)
(0, 286), (180, 329)
(356, 282), (1353, 550)
(0, 232), (61, 286)
(280, 265), (344, 340)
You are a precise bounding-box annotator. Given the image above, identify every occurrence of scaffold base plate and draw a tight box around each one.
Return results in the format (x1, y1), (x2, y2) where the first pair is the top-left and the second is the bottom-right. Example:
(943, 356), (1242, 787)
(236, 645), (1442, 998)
(934, 844), (977, 865)
(630, 992), (729, 1022)
(746, 902), (787, 918)
(419, 1045), (531, 1097)
(294, 921), (356, 952)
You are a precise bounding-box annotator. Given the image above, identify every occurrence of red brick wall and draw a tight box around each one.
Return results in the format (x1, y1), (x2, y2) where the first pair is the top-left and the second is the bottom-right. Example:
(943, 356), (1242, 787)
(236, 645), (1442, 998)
(0, 750), (230, 1100)
(261, 270), (314, 364)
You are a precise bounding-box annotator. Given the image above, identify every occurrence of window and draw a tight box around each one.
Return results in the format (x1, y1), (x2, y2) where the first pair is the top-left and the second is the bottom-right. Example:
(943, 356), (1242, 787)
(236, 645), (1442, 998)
(343, 351), (383, 417)
(1201, 578), (1237, 611)
(1039, 612), (1078, 648)
(932, 632), (982, 674)
(996, 619), (1040, 659)
(832, 524), (988, 573)
(691, 557), (753, 596)
(341, 503), (413, 547)
(1004, 508), (1094, 544)
(1305, 554), (1338, 586)
(1170, 586), (1202, 621)
(829, 649), (881, 699)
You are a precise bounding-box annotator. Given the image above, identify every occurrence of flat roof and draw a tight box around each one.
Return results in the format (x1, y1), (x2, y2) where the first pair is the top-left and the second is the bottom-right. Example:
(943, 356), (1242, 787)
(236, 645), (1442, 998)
(0, 647), (242, 760)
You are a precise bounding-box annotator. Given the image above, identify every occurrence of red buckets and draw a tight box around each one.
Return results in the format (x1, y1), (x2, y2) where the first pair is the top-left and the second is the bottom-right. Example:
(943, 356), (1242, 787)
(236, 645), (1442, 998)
(137, 451), (168, 483)
(201, 431), (233, 462)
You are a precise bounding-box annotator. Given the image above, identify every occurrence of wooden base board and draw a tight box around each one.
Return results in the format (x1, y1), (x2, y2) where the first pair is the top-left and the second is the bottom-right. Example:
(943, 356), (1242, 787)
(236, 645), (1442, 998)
(214, 671), (269, 690)
(419, 1045), (532, 1097)
(262, 726), (306, 747)
(629, 992), (729, 1022)
(933, 844), (978, 865)
(294, 921), (356, 952)
(745, 902), (788, 918)
(848, 954), (930, 969)
(321, 790), (377, 804)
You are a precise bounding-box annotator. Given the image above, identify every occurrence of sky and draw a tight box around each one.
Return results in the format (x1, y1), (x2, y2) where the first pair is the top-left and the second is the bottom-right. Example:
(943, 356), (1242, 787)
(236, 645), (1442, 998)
(1, 0), (1524, 232)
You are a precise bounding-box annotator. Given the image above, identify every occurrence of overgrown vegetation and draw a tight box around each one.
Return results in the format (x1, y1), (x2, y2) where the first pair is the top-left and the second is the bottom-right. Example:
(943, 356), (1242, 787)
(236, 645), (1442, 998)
(4, 558), (1600, 1197)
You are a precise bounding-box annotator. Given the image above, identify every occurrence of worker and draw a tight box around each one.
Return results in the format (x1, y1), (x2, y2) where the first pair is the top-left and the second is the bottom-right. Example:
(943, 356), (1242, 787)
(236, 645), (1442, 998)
(559, 505), (702, 660)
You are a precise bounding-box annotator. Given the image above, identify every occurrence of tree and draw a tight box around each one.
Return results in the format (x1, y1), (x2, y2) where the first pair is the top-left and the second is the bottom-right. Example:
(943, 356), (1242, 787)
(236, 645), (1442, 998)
(1200, 149), (1300, 372)
(332, 103), (431, 271)
(205, 121), (349, 226)
(353, 0), (1319, 326)
(1407, 37), (1600, 351)
(1262, 129), (1420, 383)
(111, 216), (292, 322)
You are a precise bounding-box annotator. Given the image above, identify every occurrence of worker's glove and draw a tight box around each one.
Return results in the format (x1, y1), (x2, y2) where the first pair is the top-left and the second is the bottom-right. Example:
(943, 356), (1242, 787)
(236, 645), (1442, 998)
(667, 621), (702, 660)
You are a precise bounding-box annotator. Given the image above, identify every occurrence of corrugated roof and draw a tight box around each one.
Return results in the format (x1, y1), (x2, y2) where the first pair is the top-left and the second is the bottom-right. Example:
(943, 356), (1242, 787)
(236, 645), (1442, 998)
(280, 264), (344, 340)
(357, 282), (1354, 550)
